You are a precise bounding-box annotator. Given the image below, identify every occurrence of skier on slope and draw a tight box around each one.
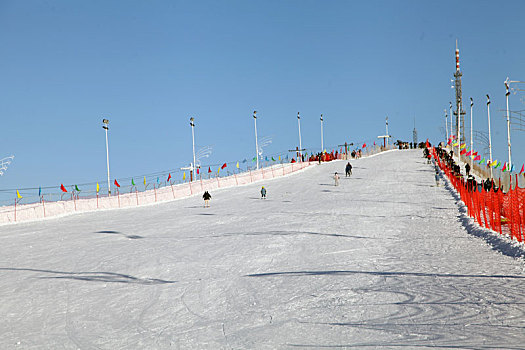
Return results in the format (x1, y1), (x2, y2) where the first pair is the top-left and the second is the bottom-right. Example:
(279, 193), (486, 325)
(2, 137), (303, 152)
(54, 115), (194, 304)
(333, 172), (340, 186)
(202, 190), (212, 208)
(260, 186), (267, 199)
(345, 162), (352, 177)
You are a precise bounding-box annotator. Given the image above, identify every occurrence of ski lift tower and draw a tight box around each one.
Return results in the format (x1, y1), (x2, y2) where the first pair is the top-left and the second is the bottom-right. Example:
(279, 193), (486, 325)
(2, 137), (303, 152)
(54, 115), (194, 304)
(413, 117), (418, 146)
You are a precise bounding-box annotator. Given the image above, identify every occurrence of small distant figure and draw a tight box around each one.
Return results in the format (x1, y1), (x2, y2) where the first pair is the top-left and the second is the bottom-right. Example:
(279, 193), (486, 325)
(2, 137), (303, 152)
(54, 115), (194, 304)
(333, 172), (340, 186)
(435, 172), (440, 186)
(202, 190), (211, 208)
(261, 186), (267, 199)
(465, 163), (471, 177)
(345, 162), (352, 177)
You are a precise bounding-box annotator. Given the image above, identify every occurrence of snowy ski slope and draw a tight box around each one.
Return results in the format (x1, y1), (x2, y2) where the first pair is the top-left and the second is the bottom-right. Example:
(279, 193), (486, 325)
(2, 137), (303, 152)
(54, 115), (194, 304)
(0, 150), (524, 349)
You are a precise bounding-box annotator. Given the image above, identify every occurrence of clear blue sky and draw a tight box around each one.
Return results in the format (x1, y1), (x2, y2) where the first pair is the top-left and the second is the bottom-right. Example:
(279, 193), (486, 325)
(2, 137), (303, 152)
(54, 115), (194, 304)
(1, 0), (524, 196)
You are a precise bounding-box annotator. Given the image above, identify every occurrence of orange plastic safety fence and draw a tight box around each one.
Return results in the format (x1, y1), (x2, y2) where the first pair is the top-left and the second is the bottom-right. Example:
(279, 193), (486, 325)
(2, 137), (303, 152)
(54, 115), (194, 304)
(432, 147), (524, 241)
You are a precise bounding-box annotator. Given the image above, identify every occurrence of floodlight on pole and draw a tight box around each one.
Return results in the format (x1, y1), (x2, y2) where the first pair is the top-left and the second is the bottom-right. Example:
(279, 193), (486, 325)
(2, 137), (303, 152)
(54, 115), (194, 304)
(445, 109), (449, 144)
(449, 102), (453, 151)
(320, 114), (324, 153)
(470, 98), (473, 168)
(102, 118), (111, 196)
(253, 111), (259, 170)
(486, 95), (493, 179)
(504, 79), (512, 170)
(297, 112), (302, 161)
(190, 117), (196, 181)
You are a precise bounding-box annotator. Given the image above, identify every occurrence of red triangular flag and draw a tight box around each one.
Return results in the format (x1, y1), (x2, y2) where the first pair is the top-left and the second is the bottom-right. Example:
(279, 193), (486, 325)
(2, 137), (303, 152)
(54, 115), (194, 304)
(208, 167), (211, 173)
(425, 139), (430, 148)
(114, 179), (120, 187)
(362, 143), (366, 148)
(460, 149), (466, 155)
(221, 163), (227, 169)
(197, 168), (200, 174)
(167, 173), (171, 182)
(60, 184), (67, 192)
(520, 164), (524, 174)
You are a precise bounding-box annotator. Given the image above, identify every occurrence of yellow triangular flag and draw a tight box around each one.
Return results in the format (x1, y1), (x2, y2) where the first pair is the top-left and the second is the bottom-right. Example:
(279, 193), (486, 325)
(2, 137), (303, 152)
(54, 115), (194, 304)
(96, 182), (100, 193)
(278, 155), (281, 161)
(143, 176), (146, 186)
(460, 143), (466, 149)
(217, 168), (220, 174)
(236, 161), (239, 169)
(183, 172), (186, 180)
(490, 160), (497, 167)
(16, 190), (22, 199)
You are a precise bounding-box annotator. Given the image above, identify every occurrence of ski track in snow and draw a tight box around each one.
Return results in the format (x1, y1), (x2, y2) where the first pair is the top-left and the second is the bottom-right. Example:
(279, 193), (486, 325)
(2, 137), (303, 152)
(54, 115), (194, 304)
(0, 150), (524, 349)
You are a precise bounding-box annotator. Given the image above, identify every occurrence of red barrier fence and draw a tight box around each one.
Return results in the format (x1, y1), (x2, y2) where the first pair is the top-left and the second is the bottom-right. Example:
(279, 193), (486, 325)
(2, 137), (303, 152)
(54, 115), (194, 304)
(434, 149), (524, 242)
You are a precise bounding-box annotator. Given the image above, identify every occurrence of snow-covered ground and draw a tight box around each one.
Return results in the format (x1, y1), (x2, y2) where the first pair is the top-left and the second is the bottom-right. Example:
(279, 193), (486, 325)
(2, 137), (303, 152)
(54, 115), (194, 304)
(1, 150), (524, 349)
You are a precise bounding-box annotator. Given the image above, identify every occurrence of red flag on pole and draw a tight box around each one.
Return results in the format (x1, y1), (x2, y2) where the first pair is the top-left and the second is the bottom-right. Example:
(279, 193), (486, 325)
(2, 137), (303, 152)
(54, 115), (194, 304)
(167, 173), (171, 182)
(362, 143), (366, 148)
(221, 163), (227, 169)
(114, 179), (120, 187)
(60, 184), (67, 192)
(425, 139), (430, 148)
(520, 164), (524, 174)
(208, 167), (212, 173)
(197, 168), (200, 174)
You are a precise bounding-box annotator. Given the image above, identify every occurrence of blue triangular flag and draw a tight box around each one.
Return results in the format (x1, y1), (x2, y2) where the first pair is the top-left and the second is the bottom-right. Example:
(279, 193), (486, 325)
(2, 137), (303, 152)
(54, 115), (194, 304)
(38, 187), (41, 197)
(242, 159), (247, 163)
(157, 177), (160, 184)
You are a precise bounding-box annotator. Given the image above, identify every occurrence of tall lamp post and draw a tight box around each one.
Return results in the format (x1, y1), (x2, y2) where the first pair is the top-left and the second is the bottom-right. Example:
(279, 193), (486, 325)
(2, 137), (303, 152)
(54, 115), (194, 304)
(445, 109), (449, 144)
(102, 118), (111, 196)
(320, 114), (324, 153)
(190, 117), (196, 181)
(385, 116), (389, 147)
(504, 79), (512, 171)
(486, 95), (493, 179)
(470, 98), (473, 167)
(297, 112), (302, 161)
(457, 98), (461, 159)
(449, 102), (453, 150)
(253, 111), (259, 170)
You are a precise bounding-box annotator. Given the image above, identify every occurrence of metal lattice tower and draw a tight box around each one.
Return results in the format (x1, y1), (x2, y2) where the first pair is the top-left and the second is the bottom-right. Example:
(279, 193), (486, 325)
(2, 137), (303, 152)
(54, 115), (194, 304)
(454, 40), (466, 143)
(412, 117), (418, 146)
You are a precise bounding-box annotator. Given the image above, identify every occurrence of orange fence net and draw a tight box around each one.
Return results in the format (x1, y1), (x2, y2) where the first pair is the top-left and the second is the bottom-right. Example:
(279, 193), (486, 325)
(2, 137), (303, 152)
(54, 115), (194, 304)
(433, 148), (524, 243)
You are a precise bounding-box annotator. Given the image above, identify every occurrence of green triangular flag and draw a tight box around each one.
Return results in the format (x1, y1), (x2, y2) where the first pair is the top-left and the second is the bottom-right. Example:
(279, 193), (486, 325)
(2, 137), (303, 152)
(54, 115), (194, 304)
(495, 161), (501, 169)
(132, 178), (135, 186)
(75, 185), (81, 192)
(271, 157), (276, 161)
(252, 156), (256, 162)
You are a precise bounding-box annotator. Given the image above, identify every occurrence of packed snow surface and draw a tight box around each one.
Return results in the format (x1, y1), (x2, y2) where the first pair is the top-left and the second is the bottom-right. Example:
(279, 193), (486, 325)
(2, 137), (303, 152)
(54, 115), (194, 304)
(1, 150), (524, 349)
